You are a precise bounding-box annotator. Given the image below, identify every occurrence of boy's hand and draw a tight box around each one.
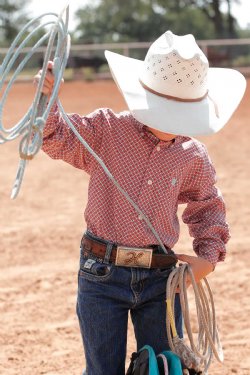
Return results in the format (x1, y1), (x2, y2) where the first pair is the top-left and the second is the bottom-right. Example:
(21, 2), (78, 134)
(176, 254), (214, 288)
(33, 60), (64, 96)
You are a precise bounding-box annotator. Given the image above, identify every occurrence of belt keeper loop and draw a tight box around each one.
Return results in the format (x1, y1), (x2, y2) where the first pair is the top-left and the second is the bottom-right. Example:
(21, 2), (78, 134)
(103, 242), (113, 264)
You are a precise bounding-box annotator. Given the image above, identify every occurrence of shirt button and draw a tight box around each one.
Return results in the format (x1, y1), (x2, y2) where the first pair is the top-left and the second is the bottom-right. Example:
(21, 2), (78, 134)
(156, 146), (161, 151)
(138, 214), (143, 220)
(147, 179), (153, 185)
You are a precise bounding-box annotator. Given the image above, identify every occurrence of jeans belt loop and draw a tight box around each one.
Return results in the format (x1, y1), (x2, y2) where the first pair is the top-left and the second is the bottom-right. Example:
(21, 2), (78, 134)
(103, 242), (113, 264)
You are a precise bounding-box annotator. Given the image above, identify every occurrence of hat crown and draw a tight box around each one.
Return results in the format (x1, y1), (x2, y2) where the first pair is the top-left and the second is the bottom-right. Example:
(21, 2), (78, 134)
(140, 31), (209, 100)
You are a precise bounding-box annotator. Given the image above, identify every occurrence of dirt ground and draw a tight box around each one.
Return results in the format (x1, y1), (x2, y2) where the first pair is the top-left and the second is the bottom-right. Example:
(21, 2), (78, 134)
(0, 80), (249, 375)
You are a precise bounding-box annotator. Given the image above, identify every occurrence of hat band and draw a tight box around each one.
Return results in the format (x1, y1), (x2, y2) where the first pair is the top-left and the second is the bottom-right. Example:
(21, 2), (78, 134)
(139, 79), (208, 102)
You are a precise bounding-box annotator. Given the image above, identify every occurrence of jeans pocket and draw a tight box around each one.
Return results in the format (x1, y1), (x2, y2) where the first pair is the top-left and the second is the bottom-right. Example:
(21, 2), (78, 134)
(79, 257), (114, 282)
(154, 266), (175, 278)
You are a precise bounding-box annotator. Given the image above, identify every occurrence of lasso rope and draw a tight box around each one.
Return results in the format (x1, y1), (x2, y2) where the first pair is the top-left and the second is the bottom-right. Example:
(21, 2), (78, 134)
(0, 5), (70, 198)
(166, 264), (223, 374)
(0, 6), (224, 373)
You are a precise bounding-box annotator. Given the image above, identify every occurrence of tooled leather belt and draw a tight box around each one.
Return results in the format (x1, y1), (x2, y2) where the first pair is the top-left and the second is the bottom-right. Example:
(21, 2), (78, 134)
(81, 233), (177, 269)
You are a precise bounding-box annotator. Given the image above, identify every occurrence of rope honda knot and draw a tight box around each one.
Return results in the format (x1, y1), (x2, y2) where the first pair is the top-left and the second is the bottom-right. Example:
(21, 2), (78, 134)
(18, 118), (45, 160)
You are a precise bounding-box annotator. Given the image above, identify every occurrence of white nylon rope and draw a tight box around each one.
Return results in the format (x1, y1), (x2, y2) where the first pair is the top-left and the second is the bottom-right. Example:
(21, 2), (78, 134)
(0, 5), (70, 198)
(166, 264), (224, 374)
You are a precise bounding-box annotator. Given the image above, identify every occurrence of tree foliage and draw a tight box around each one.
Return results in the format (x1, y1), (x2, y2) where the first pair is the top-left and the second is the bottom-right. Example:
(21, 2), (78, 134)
(0, 0), (244, 48)
(171, 0), (240, 37)
(73, 0), (241, 44)
(0, 0), (31, 46)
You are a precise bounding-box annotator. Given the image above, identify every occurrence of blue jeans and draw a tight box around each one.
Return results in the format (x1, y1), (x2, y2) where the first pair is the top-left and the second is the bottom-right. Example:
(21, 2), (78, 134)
(77, 240), (183, 375)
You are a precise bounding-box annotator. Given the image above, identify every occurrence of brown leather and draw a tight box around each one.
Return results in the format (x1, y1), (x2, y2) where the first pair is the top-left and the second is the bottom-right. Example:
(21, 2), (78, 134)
(81, 235), (177, 269)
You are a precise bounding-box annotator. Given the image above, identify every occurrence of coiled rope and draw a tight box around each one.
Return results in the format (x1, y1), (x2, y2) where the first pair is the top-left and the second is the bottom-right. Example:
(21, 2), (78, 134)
(0, 5), (223, 373)
(0, 5), (70, 199)
(166, 264), (223, 374)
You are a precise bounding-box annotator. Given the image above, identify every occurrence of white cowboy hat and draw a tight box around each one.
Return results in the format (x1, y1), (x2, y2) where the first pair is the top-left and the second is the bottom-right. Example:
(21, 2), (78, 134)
(105, 31), (246, 136)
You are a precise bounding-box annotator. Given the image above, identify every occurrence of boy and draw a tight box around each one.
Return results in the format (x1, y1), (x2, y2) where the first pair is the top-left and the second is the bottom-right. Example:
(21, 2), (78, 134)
(35, 31), (246, 375)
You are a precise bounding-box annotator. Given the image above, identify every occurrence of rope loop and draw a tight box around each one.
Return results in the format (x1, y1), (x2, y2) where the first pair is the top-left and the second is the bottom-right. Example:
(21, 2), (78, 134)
(0, 5), (71, 198)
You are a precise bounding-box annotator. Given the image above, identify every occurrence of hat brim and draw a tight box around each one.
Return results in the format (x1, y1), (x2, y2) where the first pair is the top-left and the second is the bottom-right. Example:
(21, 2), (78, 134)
(105, 50), (246, 136)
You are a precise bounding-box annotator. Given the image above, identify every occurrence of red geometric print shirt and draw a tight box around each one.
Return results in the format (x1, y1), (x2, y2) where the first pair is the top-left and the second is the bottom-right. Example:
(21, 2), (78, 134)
(42, 107), (230, 266)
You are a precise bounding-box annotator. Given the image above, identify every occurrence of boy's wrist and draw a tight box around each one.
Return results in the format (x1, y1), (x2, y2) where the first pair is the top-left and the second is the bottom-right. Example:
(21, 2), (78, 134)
(176, 253), (215, 283)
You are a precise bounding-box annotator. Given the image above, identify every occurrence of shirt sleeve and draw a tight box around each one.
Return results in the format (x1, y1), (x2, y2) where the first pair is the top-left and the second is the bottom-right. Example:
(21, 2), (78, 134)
(41, 104), (107, 173)
(178, 144), (230, 266)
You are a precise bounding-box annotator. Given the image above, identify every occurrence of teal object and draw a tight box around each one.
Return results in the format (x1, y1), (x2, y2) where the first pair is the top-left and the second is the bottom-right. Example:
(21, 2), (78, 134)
(160, 351), (183, 375)
(138, 346), (182, 375)
(139, 345), (160, 375)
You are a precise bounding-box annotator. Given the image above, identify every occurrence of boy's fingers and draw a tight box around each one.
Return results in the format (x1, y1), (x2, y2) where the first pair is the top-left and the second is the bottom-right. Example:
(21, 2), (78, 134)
(33, 71), (42, 82)
(41, 88), (50, 96)
(33, 60), (63, 97)
(176, 253), (196, 264)
(33, 77), (53, 96)
(33, 76), (39, 85)
(33, 70), (54, 87)
(43, 70), (54, 83)
(33, 75), (53, 87)
(47, 60), (54, 70)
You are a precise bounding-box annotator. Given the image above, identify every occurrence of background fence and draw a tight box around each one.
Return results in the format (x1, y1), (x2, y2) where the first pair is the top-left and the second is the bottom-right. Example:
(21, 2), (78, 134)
(1, 38), (250, 80)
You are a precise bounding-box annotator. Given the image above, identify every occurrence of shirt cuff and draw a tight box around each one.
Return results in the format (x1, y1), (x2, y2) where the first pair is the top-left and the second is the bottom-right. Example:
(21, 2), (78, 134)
(194, 244), (226, 268)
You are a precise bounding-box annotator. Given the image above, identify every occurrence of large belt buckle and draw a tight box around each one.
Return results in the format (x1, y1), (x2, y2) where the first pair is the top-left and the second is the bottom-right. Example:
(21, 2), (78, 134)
(115, 246), (153, 268)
